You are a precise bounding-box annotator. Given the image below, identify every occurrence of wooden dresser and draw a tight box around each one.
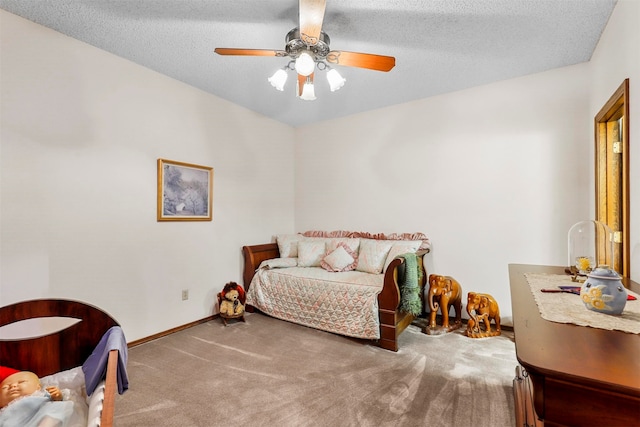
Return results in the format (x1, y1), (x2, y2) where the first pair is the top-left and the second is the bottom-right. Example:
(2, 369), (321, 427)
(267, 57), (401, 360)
(509, 264), (640, 427)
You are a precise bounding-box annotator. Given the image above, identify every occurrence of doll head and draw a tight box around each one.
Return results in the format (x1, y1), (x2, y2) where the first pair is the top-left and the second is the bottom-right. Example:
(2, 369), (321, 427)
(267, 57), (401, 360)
(0, 371), (42, 408)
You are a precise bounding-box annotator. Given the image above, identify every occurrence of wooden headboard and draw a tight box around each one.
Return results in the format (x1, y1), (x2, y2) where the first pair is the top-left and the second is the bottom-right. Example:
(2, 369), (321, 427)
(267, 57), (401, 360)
(242, 243), (280, 289)
(0, 299), (119, 377)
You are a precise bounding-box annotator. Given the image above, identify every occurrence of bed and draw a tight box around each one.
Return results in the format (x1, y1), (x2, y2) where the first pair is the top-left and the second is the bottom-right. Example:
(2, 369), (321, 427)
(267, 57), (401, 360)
(0, 299), (126, 427)
(243, 231), (430, 351)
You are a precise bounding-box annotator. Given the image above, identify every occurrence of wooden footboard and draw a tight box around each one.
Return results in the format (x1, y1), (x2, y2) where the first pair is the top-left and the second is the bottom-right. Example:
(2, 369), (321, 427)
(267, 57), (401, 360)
(242, 243), (427, 351)
(378, 251), (428, 351)
(0, 299), (119, 375)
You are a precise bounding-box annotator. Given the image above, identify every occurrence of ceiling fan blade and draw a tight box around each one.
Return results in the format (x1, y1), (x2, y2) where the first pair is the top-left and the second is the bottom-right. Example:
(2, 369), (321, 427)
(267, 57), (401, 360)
(214, 48), (286, 57)
(326, 51), (396, 72)
(299, 0), (326, 45)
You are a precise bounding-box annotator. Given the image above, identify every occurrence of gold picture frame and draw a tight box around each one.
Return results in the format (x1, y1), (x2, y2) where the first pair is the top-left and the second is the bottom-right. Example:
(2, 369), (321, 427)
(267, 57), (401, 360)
(157, 158), (213, 221)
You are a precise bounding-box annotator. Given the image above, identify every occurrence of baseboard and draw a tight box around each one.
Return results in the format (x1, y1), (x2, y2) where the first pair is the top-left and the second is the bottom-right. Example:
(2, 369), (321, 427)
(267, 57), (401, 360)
(128, 315), (218, 348)
(129, 313), (512, 348)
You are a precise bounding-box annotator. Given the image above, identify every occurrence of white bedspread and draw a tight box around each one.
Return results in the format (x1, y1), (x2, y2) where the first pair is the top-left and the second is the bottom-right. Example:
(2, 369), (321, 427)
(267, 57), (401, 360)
(246, 266), (384, 339)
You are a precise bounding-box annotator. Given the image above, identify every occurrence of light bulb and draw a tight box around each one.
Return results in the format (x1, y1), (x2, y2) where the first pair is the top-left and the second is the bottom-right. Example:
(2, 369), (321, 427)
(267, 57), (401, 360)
(300, 80), (316, 101)
(268, 69), (288, 91)
(295, 51), (316, 77)
(326, 69), (346, 92)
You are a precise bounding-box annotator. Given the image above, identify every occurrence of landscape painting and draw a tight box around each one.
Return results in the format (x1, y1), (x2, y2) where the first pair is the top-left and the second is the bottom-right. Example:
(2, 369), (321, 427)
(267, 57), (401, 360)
(157, 159), (213, 221)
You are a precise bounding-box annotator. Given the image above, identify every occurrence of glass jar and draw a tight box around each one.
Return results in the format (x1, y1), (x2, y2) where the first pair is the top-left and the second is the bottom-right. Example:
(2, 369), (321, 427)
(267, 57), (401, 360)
(567, 220), (615, 277)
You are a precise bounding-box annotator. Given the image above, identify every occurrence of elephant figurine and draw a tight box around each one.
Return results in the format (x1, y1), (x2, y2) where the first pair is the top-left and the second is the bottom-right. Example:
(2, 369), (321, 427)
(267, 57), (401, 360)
(465, 312), (488, 335)
(425, 274), (463, 334)
(465, 292), (501, 338)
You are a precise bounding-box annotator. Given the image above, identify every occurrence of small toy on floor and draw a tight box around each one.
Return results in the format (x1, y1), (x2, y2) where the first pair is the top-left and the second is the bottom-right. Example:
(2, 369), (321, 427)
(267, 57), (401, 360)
(218, 282), (246, 326)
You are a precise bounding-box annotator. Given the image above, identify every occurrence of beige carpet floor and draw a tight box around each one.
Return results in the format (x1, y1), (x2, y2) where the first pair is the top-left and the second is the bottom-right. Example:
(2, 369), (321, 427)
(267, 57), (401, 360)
(114, 313), (517, 426)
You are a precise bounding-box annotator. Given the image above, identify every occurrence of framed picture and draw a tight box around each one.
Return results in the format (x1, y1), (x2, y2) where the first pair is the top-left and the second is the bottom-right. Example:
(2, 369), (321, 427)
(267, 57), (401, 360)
(157, 159), (213, 221)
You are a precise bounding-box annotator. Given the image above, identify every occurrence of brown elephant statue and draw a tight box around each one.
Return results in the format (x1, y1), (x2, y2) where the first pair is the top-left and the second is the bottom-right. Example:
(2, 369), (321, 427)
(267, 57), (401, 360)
(465, 292), (501, 338)
(426, 274), (462, 333)
(465, 312), (487, 334)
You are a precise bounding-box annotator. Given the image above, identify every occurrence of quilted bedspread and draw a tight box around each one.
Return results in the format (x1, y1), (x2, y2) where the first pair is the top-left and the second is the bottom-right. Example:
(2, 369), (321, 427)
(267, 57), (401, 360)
(246, 266), (384, 339)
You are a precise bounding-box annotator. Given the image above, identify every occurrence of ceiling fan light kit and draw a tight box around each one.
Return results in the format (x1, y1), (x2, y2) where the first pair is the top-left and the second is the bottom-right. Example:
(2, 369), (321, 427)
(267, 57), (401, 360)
(268, 68), (289, 91)
(294, 51), (316, 76)
(326, 68), (346, 92)
(215, 0), (395, 101)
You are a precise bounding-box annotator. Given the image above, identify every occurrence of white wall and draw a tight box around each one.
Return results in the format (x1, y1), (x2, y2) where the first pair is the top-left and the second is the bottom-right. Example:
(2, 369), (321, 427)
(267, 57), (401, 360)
(589, 0), (640, 283)
(295, 63), (593, 324)
(0, 11), (296, 341)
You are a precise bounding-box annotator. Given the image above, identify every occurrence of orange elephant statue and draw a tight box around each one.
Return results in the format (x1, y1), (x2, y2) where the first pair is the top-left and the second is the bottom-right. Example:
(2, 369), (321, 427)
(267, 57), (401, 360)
(465, 292), (501, 338)
(424, 274), (463, 335)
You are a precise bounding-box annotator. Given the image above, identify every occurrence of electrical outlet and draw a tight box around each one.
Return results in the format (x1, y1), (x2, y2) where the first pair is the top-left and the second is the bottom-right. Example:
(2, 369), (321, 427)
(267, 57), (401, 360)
(181, 289), (189, 301)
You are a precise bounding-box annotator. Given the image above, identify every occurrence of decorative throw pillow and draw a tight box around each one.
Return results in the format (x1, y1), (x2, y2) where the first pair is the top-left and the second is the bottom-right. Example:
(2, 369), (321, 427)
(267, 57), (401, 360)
(321, 242), (358, 272)
(383, 241), (422, 272)
(356, 239), (394, 274)
(276, 234), (303, 258)
(297, 240), (327, 267)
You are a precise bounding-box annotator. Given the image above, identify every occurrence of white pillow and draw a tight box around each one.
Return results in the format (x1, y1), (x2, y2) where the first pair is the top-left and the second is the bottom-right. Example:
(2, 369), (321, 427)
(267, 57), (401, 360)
(383, 241), (422, 272)
(297, 240), (327, 267)
(302, 236), (331, 244)
(276, 234), (303, 258)
(258, 257), (298, 269)
(326, 238), (360, 255)
(356, 239), (394, 274)
(321, 243), (358, 272)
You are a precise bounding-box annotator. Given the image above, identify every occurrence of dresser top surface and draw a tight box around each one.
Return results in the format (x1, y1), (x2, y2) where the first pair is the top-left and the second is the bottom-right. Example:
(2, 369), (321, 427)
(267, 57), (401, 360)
(509, 264), (640, 396)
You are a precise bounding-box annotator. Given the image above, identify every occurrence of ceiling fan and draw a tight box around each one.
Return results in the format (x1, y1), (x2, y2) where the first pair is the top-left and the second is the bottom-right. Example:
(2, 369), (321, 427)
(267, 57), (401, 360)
(214, 0), (396, 100)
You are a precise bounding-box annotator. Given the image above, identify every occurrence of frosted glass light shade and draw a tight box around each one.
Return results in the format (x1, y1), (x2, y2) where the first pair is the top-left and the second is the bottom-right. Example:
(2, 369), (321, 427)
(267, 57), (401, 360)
(326, 69), (346, 91)
(268, 69), (288, 91)
(300, 81), (316, 101)
(295, 52), (316, 76)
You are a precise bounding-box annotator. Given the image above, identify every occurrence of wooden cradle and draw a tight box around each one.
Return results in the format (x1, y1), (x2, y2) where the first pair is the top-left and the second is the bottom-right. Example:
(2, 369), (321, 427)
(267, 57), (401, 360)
(0, 299), (121, 427)
(243, 243), (428, 351)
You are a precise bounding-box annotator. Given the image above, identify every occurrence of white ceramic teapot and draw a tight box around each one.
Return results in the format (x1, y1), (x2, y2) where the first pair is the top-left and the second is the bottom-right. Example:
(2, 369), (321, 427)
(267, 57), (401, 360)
(580, 266), (627, 315)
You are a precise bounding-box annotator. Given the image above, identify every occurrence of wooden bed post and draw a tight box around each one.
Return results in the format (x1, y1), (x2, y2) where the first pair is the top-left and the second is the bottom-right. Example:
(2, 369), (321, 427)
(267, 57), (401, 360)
(100, 349), (119, 427)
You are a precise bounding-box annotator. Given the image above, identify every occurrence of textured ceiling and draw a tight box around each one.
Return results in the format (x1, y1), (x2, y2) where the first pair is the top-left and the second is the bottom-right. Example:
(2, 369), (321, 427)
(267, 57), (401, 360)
(0, 0), (617, 127)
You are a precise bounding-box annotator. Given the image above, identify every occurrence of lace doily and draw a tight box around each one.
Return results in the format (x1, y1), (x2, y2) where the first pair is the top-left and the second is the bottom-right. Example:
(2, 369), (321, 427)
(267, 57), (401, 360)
(524, 273), (640, 334)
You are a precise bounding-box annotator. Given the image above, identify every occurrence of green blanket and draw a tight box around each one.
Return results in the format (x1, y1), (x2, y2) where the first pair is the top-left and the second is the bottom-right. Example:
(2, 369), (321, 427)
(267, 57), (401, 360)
(397, 253), (423, 316)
